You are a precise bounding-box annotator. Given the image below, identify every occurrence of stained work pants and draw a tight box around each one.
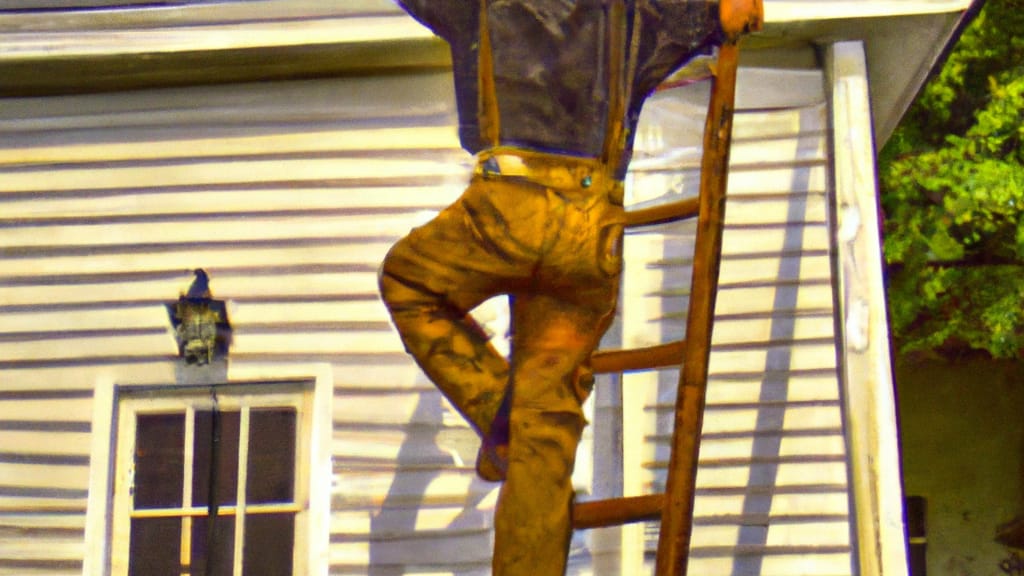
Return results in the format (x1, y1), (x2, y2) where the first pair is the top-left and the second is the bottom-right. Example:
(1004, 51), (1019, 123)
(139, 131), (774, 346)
(378, 161), (625, 575)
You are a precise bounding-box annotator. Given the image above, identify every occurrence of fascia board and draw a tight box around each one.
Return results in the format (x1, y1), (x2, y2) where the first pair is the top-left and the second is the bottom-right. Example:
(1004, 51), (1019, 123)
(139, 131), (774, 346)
(766, 0), (972, 22)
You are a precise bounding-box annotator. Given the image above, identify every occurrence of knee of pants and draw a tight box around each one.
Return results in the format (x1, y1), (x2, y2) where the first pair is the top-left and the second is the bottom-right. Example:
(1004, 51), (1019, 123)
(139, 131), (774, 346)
(378, 259), (444, 329)
(377, 243), (416, 307)
(377, 267), (411, 312)
(508, 409), (586, 479)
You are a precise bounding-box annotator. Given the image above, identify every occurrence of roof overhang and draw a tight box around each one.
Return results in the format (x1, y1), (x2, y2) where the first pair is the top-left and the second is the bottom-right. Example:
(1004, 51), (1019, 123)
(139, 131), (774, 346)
(0, 0), (978, 142)
(757, 0), (978, 143)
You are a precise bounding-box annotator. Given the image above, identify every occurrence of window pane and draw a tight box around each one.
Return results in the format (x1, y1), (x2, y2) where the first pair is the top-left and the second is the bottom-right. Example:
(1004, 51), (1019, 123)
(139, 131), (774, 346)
(247, 409), (296, 504)
(129, 517), (182, 575)
(243, 513), (294, 576)
(193, 410), (240, 507)
(134, 413), (184, 509)
(191, 514), (236, 576)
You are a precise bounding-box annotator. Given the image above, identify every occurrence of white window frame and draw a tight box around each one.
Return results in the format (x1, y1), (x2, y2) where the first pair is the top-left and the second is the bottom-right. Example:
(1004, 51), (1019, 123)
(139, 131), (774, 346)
(111, 383), (311, 575)
(84, 370), (333, 576)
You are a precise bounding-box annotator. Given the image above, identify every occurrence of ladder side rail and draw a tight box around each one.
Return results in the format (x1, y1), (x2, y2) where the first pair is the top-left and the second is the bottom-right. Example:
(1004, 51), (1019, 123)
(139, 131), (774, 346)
(654, 38), (741, 576)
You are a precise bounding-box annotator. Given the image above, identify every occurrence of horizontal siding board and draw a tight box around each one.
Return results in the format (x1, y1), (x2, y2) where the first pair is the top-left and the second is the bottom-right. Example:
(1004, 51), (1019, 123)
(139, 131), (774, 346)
(0, 365), (174, 393)
(0, 432), (90, 458)
(334, 428), (478, 467)
(0, 253), (389, 284)
(675, 405), (845, 436)
(630, 164), (827, 197)
(0, 562), (81, 575)
(691, 462), (849, 490)
(720, 193), (828, 226)
(711, 283), (836, 316)
(721, 164), (828, 196)
(0, 14), (432, 62)
(333, 480), (495, 512)
(0, 125), (461, 167)
(721, 223), (830, 256)
(688, 521), (850, 547)
(729, 103), (827, 141)
(330, 507), (492, 537)
(728, 132), (826, 166)
(332, 390), (464, 429)
(0, 300), (391, 334)
(326, 363), (433, 391)
(694, 491), (852, 517)
(704, 375), (842, 404)
(231, 331), (403, 356)
(0, 496), (87, 513)
(0, 213), (439, 249)
(0, 334), (176, 362)
(0, 1), (406, 31)
(711, 313), (835, 345)
(693, 435), (846, 461)
(327, 535), (493, 566)
(0, 398), (92, 423)
(0, 536), (84, 560)
(684, 554), (853, 576)
(0, 514), (85, 530)
(0, 464), (89, 491)
(658, 252), (830, 285)
(0, 277), (382, 312)
(706, 343), (839, 374)
(633, 126), (825, 174)
(0, 186), (455, 222)
(1, 157), (468, 193)
(0, 75), (453, 132)
(333, 470), (494, 509)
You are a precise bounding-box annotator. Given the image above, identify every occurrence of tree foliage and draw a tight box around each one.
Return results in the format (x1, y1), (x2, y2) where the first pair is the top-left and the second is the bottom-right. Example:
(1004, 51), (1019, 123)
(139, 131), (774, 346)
(879, 0), (1024, 358)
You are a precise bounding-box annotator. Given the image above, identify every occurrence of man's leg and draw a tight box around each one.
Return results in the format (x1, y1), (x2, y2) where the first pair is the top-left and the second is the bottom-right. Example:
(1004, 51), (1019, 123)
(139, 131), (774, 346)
(380, 269), (509, 436)
(379, 179), (547, 441)
(492, 290), (614, 576)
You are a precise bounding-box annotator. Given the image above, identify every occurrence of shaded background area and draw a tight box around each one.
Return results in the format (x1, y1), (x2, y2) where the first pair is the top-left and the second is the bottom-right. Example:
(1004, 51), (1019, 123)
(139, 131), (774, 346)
(897, 357), (1024, 575)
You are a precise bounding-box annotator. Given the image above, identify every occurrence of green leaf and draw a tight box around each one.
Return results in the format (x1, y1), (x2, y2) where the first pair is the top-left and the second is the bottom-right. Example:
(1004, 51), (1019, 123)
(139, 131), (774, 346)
(880, 0), (1024, 359)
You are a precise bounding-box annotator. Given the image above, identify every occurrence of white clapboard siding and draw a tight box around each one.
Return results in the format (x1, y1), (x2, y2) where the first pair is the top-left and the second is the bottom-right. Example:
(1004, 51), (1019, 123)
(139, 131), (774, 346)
(0, 62), (495, 573)
(617, 64), (853, 573)
(0, 13), (856, 573)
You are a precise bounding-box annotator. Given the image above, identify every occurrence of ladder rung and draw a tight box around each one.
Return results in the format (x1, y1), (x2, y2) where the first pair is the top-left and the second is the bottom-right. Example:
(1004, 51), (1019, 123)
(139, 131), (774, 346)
(625, 197), (700, 228)
(573, 494), (664, 529)
(591, 340), (685, 374)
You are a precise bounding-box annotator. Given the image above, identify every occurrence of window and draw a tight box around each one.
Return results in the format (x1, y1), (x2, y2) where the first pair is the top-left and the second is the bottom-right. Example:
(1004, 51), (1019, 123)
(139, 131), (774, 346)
(110, 383), (313, 575)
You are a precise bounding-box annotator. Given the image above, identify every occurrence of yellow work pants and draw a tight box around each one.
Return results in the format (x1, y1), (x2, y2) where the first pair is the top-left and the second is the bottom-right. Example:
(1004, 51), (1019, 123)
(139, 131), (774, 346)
(379, 170), (624, 576)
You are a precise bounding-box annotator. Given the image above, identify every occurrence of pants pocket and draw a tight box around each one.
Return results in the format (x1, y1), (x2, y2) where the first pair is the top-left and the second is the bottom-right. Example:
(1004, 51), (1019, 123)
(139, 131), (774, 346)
(597, 222), (624, 277)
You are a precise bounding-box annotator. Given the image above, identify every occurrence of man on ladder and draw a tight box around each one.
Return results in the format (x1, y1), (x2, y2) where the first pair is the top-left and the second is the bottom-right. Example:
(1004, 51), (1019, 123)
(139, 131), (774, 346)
(379, 1), (760, 574)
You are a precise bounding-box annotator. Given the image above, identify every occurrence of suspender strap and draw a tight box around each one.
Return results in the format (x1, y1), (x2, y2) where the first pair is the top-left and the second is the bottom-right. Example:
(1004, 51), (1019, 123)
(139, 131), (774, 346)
(601, 0), (643, 169)
(478, 0), (501, 148)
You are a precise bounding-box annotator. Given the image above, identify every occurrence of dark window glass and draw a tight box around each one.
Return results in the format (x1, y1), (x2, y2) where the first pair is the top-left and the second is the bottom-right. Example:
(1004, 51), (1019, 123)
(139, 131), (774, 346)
(194, 410), (241, 507)
(247, 409), (297, 504)
(129, 398), (299, 574)
(129, 517), (182, 575)
(134, 414), (185, 509)
(191, 515), (236, 576)
(243, 513), (295, 576)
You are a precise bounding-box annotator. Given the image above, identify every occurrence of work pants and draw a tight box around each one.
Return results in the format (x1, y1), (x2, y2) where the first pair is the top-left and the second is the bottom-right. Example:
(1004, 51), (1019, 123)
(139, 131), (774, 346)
(378, 169), (624, 576)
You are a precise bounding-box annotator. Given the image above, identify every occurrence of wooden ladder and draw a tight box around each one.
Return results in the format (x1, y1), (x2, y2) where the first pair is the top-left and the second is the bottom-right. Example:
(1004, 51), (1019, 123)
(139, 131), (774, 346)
(570, 6), (761, 572)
